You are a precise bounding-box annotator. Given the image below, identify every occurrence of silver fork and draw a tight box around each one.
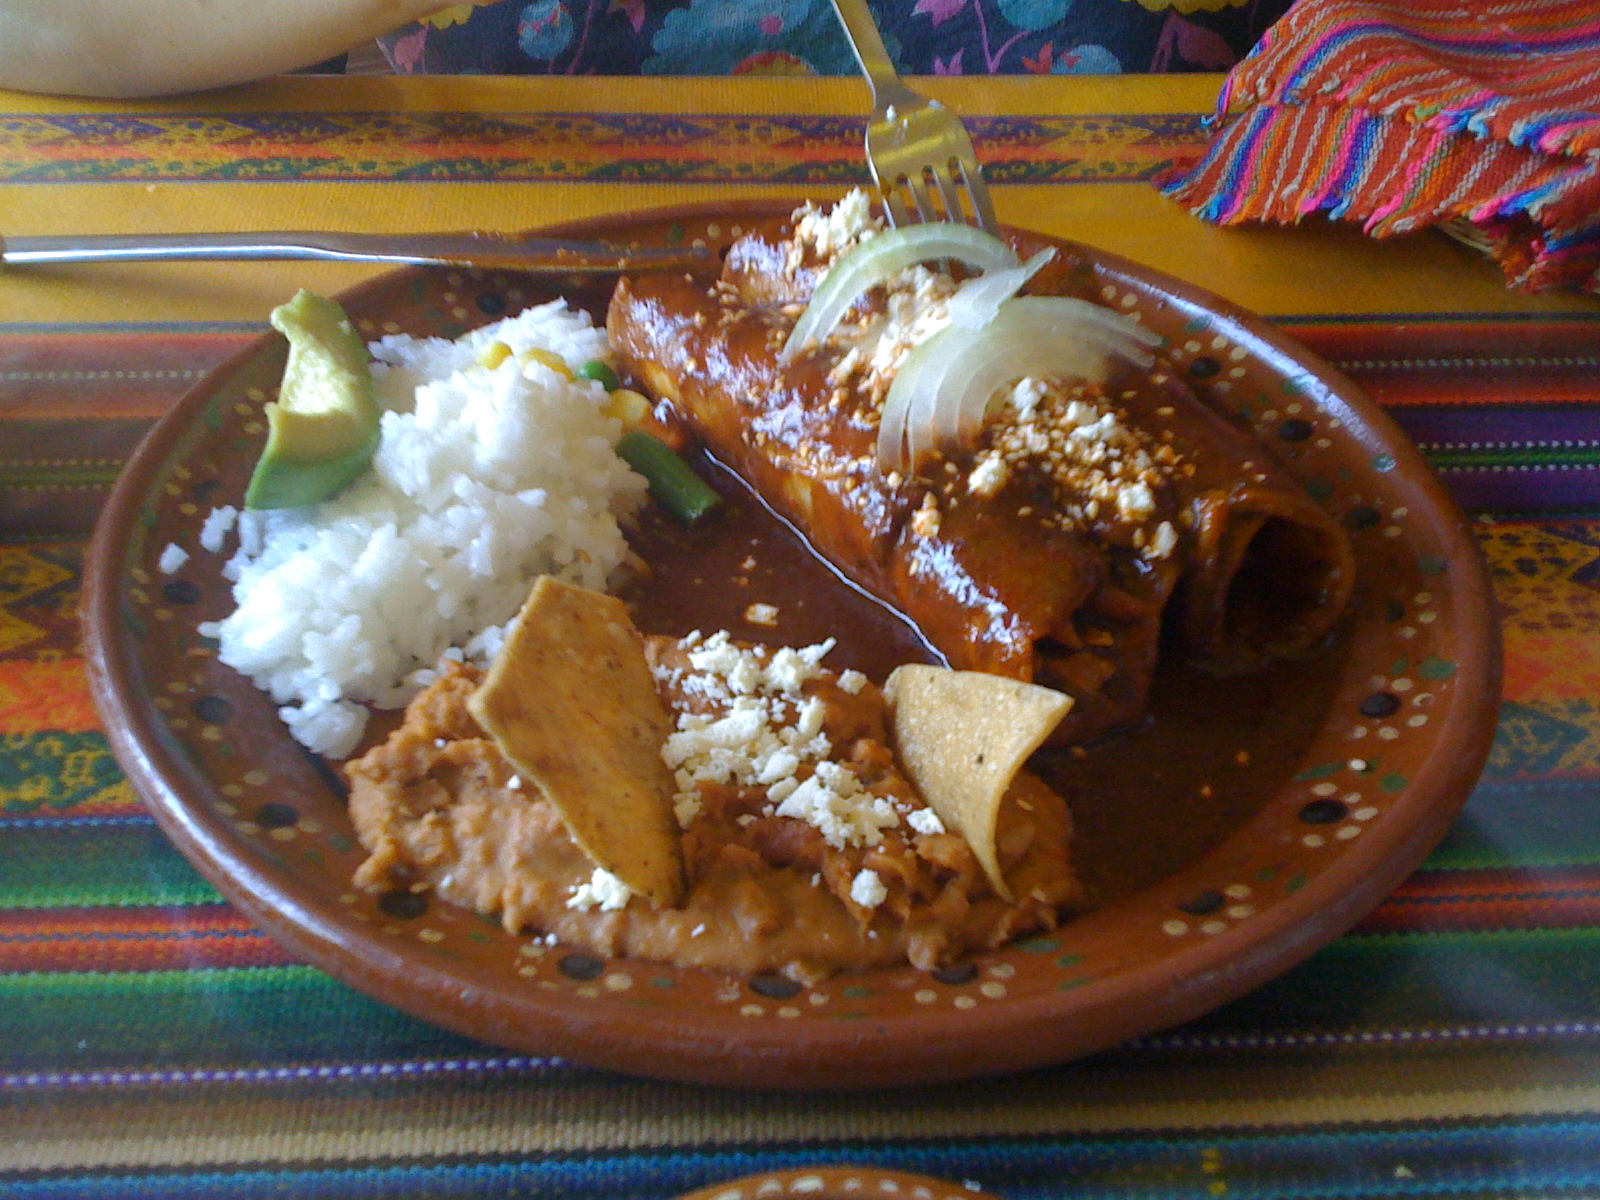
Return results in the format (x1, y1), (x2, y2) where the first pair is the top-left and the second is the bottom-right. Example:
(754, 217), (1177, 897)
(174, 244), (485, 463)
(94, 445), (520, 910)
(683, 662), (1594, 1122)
(829, 0), (1000, 234)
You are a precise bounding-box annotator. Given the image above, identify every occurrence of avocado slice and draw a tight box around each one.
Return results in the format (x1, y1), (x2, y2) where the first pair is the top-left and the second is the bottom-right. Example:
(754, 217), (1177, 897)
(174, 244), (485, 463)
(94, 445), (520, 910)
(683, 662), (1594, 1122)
(244, 290), (381, 510)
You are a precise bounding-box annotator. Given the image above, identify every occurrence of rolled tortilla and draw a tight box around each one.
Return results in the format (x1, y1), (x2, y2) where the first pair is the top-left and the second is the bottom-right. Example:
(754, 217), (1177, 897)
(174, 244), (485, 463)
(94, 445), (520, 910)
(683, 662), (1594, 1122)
(1017, 235), (1357, 673)
(1089, 354), (1356, 674)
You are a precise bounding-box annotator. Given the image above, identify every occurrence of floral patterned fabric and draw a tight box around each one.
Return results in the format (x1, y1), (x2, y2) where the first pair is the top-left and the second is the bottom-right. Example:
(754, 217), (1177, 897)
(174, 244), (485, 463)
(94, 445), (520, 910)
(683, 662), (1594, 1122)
(380, 0), (1293, 77)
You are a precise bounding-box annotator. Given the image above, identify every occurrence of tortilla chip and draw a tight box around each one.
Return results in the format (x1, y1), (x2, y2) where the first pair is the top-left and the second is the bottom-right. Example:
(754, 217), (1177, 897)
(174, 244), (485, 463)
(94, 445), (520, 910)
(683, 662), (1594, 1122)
(884, 665), (1073, 901)
(467, 576), (685, 907)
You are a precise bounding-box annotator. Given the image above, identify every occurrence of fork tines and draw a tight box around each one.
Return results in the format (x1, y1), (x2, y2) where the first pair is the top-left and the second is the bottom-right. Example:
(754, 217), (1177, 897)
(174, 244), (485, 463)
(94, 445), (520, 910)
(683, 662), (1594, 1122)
(864, 97), (1001, 237)
(875, 154), (998, 235)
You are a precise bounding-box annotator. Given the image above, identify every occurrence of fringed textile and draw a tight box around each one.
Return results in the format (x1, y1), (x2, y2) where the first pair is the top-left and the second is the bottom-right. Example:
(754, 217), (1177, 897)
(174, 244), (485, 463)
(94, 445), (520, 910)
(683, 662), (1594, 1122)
(1160, 0), (1600, 293)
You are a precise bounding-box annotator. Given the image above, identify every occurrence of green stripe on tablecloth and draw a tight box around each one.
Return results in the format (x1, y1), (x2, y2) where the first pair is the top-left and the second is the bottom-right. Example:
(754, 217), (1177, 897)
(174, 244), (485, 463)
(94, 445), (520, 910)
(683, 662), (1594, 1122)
(1188, 927), (1600, 1040)
(0, 966), (477, 1071)
(1429, 446), (1600, 470)
(0, 821), (221, 908)
(0, 462), (127, 489)
(1428, 779), (1600, 870)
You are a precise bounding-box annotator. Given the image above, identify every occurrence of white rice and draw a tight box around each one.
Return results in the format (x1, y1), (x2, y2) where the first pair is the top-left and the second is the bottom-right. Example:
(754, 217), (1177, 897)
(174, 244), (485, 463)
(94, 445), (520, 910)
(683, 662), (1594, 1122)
(198, 505), (237, 553)
(198, 299), (648, 758)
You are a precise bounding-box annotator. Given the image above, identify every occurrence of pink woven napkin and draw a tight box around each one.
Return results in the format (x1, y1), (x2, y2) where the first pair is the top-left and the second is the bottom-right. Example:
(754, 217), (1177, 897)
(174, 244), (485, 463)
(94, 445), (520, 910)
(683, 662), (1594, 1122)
(1159, 0), (1600, 293)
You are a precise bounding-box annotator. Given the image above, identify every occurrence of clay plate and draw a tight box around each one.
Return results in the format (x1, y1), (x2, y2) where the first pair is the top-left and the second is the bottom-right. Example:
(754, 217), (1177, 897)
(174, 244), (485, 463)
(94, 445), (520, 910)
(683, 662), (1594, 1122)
(673, 1167), (1005, 1200)
(82, 200), (1500, 1089)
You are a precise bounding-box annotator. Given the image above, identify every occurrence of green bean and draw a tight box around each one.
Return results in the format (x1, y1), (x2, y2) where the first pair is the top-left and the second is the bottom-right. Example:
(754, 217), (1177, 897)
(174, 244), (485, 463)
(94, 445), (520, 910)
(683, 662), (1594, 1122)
(616, 431), (722, 526)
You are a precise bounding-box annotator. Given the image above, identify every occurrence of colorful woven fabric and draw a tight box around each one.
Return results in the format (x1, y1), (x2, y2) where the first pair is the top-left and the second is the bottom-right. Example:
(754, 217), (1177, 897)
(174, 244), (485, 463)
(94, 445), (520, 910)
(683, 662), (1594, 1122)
(376, 0), (1292, 79)
(1159, 0), (1600, 293)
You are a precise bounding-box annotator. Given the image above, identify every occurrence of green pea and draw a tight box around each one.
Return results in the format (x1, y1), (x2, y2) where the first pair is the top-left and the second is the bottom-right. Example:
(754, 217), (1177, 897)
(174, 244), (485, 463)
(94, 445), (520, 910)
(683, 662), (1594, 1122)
(576, 359), (621, 391)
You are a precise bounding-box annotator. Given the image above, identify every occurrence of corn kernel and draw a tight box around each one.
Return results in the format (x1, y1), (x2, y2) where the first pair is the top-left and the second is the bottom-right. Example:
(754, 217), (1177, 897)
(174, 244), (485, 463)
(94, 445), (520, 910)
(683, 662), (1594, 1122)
(476, 341), (514, 370)
(603, 387), (651, 427)
(520, 347), (573, 379)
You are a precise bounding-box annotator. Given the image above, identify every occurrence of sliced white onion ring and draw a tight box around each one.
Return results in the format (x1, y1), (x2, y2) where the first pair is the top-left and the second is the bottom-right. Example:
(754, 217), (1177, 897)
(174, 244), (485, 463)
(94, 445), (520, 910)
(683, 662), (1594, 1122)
(945, 248), (1055, 330)
(877, 296), (1162, 475)
(780, 223), (1021, 362)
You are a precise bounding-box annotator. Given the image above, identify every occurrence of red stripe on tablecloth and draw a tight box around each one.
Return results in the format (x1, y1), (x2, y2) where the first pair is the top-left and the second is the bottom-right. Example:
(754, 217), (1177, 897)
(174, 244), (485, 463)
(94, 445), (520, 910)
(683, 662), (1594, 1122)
(1352, 867), (1600, 935)
(0, 330), (254, 417)
(1288, 319), (1600, 408)
(0, 904), (300, 972)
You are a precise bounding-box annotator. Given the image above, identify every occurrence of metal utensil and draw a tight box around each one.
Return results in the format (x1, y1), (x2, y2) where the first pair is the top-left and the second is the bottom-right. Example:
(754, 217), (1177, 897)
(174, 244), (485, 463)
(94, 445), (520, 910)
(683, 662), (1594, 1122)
(829, 0), (999, 234)
(0, 230), (712, 273)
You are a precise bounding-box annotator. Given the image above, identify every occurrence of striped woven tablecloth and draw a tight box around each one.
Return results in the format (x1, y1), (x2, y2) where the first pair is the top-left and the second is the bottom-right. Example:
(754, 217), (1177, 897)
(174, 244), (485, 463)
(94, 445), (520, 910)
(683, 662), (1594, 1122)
(4, 74), (1600, 1199)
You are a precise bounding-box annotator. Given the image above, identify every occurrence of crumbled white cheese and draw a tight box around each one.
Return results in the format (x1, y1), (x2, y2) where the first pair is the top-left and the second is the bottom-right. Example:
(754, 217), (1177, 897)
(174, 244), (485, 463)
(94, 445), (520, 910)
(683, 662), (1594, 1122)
(910, 493), (942, 539)
(906, 807), (947, 836)
(687, 634), (764, 694)
(858, 266), (958, 381)
(566, 868), (633, 912)
(773, 761), (900, 850)
(850, 868), (889, 909)
(158, 543), (189, 574)
(1149, 520), (1178, 559)
(1117, 480), (1156, 522)
(792, 188), (881, 262)
(967, 450), (1012, 499)
(1008, 377), (1049, 420)
(765, 641), (835, 693)
(757, 748), (801, 785)
(826, 346), (863, 386)
(837, 669), (868, 695)
(657, 632), (848, 830)
(744, 602), (779, 626)
(1069, 411), (1126, 445)
(1059, 398), (1100, 430)
(984, 377), (1183, 563)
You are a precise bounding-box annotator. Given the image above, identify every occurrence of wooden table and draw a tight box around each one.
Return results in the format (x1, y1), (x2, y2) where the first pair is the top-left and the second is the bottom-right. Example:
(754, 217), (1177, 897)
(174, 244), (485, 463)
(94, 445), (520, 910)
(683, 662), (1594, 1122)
(4, 73), (1600, 1198)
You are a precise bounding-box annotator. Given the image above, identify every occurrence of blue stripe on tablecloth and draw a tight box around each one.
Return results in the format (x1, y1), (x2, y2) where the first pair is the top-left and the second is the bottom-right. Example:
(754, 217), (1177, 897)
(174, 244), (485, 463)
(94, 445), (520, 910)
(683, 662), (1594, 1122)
(9, 1117), (1600, 1199)
(1378, 402), (1600, 512)
(1386, 404), (1600, 453)
(1427, 466), (1600, 513)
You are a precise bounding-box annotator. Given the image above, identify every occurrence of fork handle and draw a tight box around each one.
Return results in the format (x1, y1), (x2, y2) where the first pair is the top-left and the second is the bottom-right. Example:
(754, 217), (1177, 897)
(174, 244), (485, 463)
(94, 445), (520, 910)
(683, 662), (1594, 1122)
(0, 231), (709, 273)
(829, 0), (919, 107)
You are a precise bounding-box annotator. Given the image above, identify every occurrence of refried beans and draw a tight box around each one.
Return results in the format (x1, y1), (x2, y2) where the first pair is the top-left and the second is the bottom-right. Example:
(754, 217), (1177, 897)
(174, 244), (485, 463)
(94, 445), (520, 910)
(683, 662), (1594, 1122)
(347, 639), (1085, 984)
